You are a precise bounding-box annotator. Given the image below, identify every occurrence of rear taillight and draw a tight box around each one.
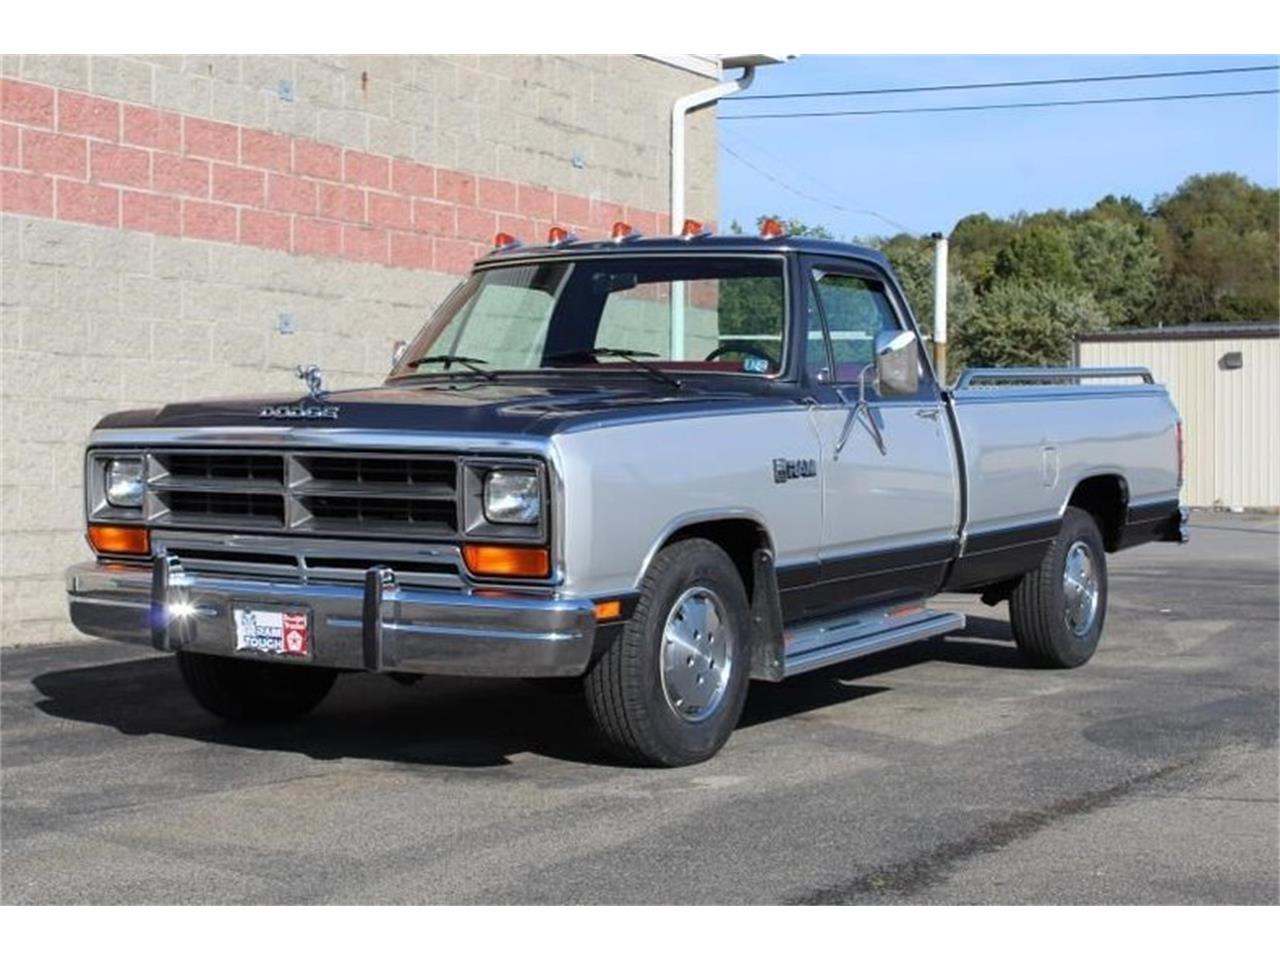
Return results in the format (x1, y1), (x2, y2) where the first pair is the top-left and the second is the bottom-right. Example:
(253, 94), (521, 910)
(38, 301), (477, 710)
(1176, 420), (1184, 489)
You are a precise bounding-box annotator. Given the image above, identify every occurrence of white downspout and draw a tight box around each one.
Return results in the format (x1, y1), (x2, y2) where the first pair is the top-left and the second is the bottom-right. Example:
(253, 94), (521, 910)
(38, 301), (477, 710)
(669, 64), (756, 358)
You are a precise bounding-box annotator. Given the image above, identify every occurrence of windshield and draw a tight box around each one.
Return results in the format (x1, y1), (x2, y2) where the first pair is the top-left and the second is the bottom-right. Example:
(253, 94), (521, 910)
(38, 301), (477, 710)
(390, 256), (788, 379)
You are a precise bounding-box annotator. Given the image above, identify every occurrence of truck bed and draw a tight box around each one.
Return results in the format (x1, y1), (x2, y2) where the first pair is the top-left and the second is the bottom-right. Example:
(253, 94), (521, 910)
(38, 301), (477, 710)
(944, 368), (1182, 591)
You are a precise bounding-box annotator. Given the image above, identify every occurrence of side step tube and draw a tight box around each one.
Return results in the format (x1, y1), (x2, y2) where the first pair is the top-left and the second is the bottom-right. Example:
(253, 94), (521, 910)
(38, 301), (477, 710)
(782, 609), (965, 678)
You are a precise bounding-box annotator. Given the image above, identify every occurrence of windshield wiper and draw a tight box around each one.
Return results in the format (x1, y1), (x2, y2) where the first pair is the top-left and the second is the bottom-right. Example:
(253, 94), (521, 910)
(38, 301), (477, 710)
(407, 354), (496, 380)
(546, 347), (683, 390)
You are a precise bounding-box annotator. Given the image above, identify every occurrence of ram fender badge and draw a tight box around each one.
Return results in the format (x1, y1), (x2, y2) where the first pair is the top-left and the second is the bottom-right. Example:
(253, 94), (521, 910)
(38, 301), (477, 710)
(773, 458), (817, 483)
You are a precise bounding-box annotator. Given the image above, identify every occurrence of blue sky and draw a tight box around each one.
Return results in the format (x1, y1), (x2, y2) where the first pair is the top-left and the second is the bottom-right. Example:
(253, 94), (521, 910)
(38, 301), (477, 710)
(716, 55), (1280, 240)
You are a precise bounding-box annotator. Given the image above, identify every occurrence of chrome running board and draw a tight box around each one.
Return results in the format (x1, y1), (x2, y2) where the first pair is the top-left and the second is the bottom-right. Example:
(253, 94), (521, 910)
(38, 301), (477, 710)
(782, 606), (965, 678)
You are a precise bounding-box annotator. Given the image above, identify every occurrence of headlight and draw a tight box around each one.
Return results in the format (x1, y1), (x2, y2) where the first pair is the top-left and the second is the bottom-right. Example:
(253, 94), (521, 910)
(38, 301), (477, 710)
(483, 470), (541, 525)
(105, 458), (145, 508)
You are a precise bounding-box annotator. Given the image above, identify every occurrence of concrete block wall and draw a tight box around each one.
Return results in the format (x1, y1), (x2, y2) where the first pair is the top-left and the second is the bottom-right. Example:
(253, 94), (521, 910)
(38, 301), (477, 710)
(0, 55), (719, 645)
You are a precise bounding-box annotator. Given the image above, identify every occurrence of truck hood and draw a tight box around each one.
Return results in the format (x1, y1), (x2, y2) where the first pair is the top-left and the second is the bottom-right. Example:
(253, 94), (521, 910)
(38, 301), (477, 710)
(93, 378), (793, 437)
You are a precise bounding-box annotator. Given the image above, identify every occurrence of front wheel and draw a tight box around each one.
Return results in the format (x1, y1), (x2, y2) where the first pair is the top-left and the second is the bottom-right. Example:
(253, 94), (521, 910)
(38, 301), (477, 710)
(1009, 506), (1108, 668)
(584, 538), (751, 766)
(176, 651), (337, 722)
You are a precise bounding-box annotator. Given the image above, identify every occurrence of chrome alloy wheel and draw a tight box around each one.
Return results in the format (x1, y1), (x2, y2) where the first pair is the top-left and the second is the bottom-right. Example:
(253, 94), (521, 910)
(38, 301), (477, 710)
(1063, 540), (1101, 637)
(659, 586), (735, 723)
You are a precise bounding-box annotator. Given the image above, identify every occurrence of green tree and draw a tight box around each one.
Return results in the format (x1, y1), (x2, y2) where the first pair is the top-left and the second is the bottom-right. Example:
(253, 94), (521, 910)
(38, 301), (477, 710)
(1084, 194), (1148, 227)
(1150, 173), (1279, 324)
(992, 225), (1082, 288)
(1069, 218), (1161, 327)
(1022, 209), (1073, 232)
(950, 213), (1018, 290)
(727, 170), (1279, 365)
(955, 280), (1107, 368)
(875, 233), (979, 342)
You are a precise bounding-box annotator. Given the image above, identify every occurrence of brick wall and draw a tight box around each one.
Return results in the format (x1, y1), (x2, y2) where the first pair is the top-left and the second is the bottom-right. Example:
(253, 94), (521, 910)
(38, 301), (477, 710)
(0, 55), (719, 645)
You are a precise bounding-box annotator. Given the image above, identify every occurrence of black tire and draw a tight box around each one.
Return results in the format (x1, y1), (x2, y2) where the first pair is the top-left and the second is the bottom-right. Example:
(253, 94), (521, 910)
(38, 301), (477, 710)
(584, 538), (752, 767)
(1009, 506), (1108, 668)
(176, 651), (337, 722)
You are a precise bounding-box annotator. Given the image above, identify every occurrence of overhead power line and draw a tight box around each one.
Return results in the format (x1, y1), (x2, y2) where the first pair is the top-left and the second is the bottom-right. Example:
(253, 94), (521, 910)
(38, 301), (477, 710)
(721, 87), (1279, 121)
(718, 139), (915, 234)
(730, 63), (1280, 102)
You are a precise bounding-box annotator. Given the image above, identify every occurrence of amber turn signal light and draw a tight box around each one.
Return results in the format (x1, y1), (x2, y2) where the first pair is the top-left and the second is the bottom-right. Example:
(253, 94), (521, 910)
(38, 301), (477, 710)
(87, 524), (150, 556)
(463, 544), (550, 578)
(593, 599), (622, 621)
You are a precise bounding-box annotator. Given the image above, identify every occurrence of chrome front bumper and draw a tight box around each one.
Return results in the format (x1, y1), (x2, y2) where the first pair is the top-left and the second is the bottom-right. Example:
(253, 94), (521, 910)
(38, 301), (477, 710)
(66, 558), (597, 677)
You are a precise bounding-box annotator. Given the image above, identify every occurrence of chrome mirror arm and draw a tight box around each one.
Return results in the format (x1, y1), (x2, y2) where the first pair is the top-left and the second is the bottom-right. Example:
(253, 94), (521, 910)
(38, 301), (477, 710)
(834, 365), (886, 459)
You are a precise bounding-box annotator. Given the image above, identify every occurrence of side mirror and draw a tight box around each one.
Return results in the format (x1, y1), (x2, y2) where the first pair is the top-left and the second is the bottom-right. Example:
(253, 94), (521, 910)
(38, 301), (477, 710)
(391, 339), (408, 367)
(875, 329), (919, 396)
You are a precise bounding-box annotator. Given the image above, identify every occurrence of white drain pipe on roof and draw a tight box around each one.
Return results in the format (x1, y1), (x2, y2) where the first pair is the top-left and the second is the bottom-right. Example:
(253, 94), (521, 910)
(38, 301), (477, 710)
(668, 55), (789, 358)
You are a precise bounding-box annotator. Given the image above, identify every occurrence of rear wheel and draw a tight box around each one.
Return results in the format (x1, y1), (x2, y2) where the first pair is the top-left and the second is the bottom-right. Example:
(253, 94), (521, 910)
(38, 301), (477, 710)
(1009, 506), (1108, 668)
(584, 538), (751, 766)
(176, 651), (337, 722)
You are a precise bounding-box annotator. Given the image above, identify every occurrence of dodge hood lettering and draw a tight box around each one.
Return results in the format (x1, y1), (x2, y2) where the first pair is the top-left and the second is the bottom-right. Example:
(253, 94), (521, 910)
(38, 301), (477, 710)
(258, 402), (340, 420)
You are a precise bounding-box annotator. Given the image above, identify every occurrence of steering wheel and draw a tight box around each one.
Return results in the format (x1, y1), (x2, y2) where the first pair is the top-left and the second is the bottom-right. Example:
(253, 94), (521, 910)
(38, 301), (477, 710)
(703, 343), (776, 369)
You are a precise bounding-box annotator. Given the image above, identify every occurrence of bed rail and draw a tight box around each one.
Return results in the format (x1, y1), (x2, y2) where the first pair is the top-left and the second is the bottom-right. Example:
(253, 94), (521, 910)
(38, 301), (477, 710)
(954, 367), (1155, 389)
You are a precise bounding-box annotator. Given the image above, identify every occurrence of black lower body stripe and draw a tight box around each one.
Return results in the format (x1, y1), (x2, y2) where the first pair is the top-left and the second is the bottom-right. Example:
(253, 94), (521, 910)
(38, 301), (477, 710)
(943, 518), (1060, 592)
(778, 539), (955, 623)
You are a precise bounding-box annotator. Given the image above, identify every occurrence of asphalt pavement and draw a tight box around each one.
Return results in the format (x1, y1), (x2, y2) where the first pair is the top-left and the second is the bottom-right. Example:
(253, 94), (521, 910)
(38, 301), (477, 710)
(2, 513), (1276, 904)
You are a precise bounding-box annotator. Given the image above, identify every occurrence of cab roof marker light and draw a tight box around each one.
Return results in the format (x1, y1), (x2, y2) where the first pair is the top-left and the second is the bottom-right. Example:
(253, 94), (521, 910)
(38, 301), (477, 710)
(492, 232), (521, 251)
(610, 221), (640, 242)
(679, 218), (711, 240)
(547, 225), (577, 246)
(759, 217), (787, 239)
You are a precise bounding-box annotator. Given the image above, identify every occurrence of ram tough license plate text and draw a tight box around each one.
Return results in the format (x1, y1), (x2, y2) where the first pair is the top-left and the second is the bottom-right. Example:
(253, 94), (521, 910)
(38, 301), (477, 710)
(233, 606), (312, 660)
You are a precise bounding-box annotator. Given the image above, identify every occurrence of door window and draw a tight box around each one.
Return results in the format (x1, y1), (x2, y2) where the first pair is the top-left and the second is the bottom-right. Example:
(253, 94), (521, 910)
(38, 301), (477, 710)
(811, 271), (901, 385)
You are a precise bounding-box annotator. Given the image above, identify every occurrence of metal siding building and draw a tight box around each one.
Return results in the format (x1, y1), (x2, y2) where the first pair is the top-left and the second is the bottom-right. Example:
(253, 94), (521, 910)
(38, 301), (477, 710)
(1076, 325), (1280, 509)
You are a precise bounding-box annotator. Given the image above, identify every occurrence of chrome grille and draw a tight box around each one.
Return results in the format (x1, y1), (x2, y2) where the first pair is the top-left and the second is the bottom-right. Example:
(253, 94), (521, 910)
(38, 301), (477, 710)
(144, 449), (463, 540)
(150, 532), (467, 590)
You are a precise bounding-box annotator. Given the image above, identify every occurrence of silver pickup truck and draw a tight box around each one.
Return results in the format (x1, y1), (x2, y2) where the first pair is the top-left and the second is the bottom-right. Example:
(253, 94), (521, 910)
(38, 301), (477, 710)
(66, 223), (1187, 765)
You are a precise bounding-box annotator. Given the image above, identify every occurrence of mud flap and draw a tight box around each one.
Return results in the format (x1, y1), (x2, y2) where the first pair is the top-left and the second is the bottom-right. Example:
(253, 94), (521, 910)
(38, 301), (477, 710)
(749, 548), (786, 682)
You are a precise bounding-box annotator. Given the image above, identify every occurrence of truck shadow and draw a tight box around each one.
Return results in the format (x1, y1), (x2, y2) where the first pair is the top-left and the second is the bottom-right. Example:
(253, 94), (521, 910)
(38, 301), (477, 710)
(29, 617), (1026, 769)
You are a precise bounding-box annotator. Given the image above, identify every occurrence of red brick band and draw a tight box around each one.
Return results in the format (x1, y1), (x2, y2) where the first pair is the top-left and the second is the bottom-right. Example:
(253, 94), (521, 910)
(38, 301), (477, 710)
(1, 78), (671, 273)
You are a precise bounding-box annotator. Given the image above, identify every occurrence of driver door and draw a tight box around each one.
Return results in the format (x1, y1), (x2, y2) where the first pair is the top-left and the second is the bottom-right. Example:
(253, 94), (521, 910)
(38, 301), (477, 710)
(801, 259), (960, 619)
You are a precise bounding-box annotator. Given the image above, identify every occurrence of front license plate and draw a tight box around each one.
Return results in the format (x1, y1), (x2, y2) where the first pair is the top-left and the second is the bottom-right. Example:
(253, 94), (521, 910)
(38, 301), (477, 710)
(232, 606), (312, 660)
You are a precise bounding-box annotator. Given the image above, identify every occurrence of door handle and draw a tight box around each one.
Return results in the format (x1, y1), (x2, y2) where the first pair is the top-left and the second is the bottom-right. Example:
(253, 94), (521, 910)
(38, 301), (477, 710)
(915, 408), (941, 421)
